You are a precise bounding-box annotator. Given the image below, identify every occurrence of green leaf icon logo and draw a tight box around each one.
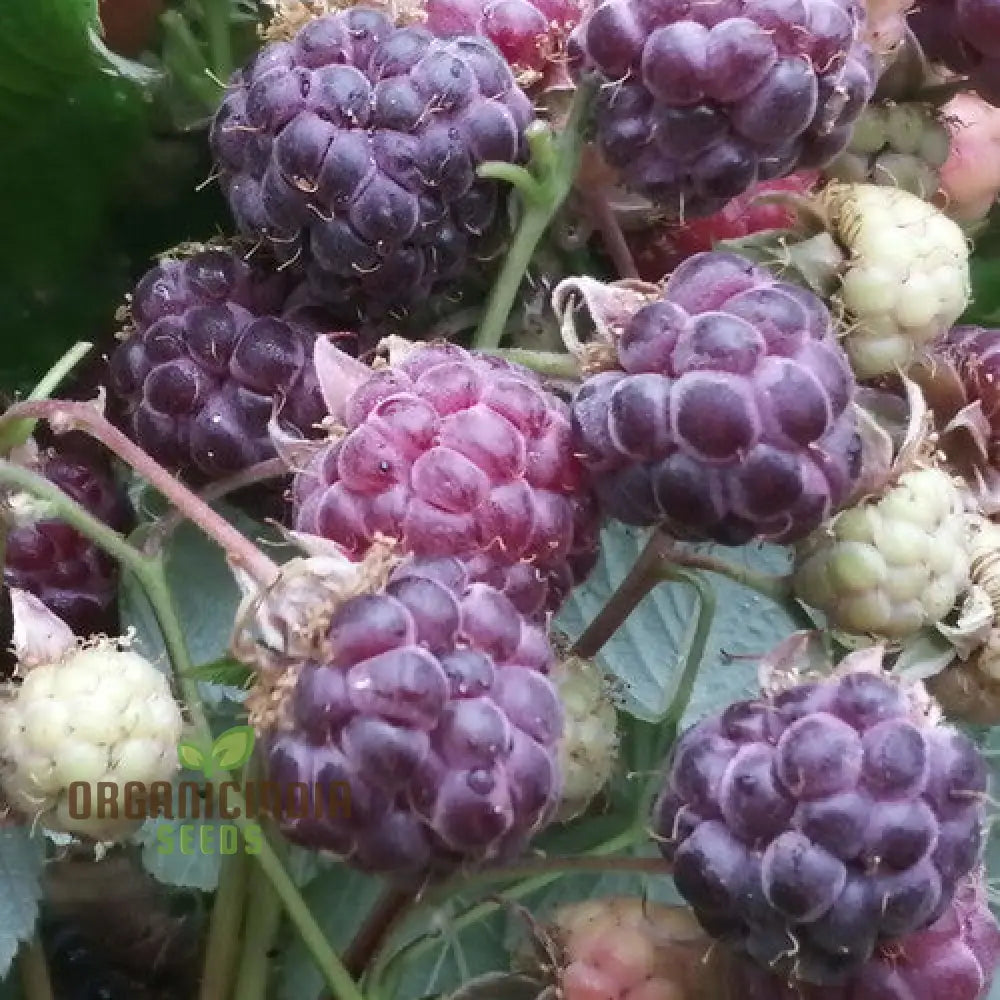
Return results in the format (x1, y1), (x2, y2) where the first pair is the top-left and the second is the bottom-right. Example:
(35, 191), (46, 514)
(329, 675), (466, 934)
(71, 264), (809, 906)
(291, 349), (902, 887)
(178, 742), (207, 772)
(212, 726), (255, 771)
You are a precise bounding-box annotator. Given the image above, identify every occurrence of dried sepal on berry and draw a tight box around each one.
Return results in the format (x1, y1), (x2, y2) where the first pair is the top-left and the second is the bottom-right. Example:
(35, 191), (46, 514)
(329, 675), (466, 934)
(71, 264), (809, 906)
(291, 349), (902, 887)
(230, 531), (401, 674)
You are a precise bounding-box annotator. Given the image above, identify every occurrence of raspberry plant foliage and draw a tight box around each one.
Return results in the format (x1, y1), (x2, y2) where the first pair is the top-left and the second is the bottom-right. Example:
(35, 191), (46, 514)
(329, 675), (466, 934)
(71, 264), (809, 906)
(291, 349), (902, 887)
(4, 2), (1000, 1000)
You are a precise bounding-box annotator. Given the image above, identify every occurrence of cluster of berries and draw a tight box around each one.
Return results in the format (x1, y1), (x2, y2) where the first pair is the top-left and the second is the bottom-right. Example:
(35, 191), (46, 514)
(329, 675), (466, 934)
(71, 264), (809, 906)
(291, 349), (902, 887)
(6, 0), (1000, 996)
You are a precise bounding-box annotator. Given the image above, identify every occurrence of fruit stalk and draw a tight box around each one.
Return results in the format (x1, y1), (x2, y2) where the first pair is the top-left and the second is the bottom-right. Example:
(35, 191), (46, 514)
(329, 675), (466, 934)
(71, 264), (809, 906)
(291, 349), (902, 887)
(17, 935), (53, 1000)
(343, 888), (417, 979)
(580, 187), (639, 279)
(474, 79), (597, 350)
(664, 546), (794, 604)
(573, 531), (669, 658)
(198, 849), (250, 1000)
(0, 401), (280, 583)
(367, 824), (643, 996)
(482, 347), (580, 377)
(233, 846), (284, 1000)
(145, 457), (289, 551)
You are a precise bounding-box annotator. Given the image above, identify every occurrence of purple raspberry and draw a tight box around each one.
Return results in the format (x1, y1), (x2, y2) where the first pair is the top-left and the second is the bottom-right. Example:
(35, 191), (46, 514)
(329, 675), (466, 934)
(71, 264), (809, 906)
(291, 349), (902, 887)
(108, 249), (347, 484)
(732, 873), (1000, 998)
(209, 9), (534, 321)
(910, 0), (1000, 107)
(652, 670), (988, 985)
(4, 448), (132, 637)
(293, 342), (601, 616)
(570, 0), (876, 215)
(570, 251), (861, 545)
(262, 555), (562, 877)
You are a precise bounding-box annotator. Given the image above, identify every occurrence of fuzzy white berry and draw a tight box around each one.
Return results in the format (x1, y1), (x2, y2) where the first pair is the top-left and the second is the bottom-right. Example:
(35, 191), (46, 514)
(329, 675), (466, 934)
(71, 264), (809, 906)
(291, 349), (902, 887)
(552, 652), (619, 822)
(793, 467), (970, 638)
(0, 642), (184, 840)
(820, 183), (970, 378)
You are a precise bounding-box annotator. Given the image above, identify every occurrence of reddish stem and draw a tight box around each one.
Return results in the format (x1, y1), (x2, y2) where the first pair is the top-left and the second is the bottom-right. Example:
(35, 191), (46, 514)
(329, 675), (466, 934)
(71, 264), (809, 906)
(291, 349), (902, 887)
(0, 401), (280, 584)
(146, 456), (290, 551)
(581, 188), (640, 280)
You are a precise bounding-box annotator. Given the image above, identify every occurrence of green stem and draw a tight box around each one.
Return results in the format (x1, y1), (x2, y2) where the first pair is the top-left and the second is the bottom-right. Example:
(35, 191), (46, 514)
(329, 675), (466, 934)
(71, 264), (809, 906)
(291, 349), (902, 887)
(0, 342), (93, 455)
(663, 546), (793, 604)
(473, 80), (596, 350)
(654, 568), (716, 759)
(476, 163), (543, 203)
(232, 847), (283, 1000)
(160, 10), (224, 112)
(481, 348), (580, 379)
(203, 0), (233, 81)
(18, 936), (54, 1000)
(199, 849), (250, 1000)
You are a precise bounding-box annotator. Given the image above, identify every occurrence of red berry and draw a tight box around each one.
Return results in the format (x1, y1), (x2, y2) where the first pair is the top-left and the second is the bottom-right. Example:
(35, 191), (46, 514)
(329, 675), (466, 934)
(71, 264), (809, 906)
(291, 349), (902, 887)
(626, 172), (818, 281)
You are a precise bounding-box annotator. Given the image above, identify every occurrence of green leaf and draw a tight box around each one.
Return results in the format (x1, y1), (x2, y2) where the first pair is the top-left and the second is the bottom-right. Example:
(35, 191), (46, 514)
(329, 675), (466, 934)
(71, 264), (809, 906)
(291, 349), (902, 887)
(212, 726), (256, 770)
(276, 866), (384, 1000)
(135, 774), (225, 891)
(182, 657), (254, 689)
(0, 828), (45, 977)
(120, 498), (293, 706)
(555, 526), (799, 728)
(177, 742), (208, 772)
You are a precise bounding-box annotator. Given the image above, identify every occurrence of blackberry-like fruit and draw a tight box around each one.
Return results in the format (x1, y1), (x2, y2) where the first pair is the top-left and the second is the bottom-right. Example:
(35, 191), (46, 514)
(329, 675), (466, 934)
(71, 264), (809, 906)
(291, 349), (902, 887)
(793, 466), (970, 639)
(823, 101), (950, 200)
(625, 172), (818, 282)
(909, 0), (1000, 107)
(818, 183), (970, 379)
(209, 9), (534, 320)
(260, 555), (562, 877)
(0, 640), (183, 840)
(571, 0), (876, 216)
(569, 251), (861, 545)
(426, 0), (581, 83)
(731, 873), (1000, 999)
(4, 448), (131, 637)
(652, 669), (988, 985)
(108, 249), (336, 484)
(293, 342), (601, 616)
